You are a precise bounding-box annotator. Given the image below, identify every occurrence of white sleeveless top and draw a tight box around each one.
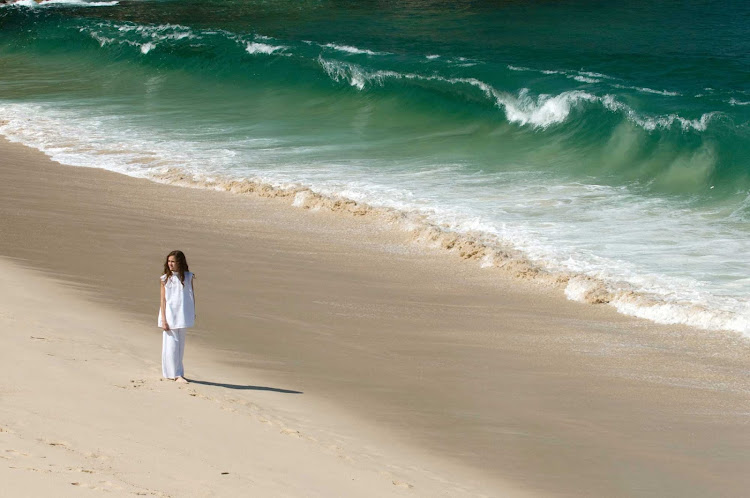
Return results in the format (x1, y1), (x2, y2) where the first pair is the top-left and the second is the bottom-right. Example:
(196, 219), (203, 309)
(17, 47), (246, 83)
(158, 271), (195, 329)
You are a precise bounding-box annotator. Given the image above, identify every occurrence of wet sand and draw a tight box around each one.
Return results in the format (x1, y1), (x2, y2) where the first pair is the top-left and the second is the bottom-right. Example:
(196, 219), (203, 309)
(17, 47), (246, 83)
(1, 137), (749, 497)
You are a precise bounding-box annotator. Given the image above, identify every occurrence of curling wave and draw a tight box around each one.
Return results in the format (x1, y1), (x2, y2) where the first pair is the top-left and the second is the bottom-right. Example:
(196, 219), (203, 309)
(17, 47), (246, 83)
(318, 57), (721, 132)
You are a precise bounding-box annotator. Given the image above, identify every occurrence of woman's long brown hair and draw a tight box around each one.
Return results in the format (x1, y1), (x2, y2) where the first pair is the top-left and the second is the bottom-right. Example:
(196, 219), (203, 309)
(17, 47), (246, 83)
(162, 250), (190, 286)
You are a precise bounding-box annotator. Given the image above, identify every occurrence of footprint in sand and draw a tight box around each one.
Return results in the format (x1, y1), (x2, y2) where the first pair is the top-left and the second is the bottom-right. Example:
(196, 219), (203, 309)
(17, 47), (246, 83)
(380, 471), (414, 489)
(41, 439), (70, 449)
(69, 481), (103, 491)
(115, 379), (155, 391)
(184, 388), (212, 400)
(83, 451), (111, 463)
(392, 480), (414, 489)
(5, 448), (30, 457)
(11, 465), (52, 474)
(280, 428), (302, 438)
(67, 467), (94, 474)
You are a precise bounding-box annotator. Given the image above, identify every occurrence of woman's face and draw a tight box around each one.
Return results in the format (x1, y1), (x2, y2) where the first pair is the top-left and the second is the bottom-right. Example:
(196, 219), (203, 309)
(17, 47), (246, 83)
(167, 255), (179, 273)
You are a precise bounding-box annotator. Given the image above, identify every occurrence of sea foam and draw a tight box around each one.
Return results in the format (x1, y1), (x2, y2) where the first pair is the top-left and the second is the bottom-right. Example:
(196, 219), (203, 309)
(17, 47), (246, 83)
(246, 42), (286, 55)
(323, 43), (384, 56)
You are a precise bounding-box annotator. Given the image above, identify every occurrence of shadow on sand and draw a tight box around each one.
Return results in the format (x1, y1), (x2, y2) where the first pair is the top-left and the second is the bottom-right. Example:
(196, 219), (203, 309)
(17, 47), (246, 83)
(187, 379), (303, 394)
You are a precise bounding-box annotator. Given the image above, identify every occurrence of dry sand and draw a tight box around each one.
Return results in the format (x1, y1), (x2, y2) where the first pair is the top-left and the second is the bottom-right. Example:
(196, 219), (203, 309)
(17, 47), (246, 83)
(0, 256), (492, 497)
(1, 137), (749, 497)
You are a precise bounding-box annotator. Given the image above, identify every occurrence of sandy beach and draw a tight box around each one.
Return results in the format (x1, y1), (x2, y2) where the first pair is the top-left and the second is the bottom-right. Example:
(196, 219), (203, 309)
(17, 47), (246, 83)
(1, 137), (749, 497)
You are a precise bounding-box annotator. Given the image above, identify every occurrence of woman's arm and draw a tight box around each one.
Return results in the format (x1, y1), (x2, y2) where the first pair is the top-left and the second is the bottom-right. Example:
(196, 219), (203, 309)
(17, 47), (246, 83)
(191, 275), (196, 320)
(160, 279), (170, 331)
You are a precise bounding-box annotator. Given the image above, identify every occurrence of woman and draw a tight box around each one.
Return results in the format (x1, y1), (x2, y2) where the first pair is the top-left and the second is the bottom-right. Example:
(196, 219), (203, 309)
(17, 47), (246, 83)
(158, 250), (195, 383)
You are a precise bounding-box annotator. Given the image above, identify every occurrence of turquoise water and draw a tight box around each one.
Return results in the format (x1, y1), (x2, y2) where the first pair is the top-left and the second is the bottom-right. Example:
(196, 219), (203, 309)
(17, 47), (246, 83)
(1, 0), (749, 333)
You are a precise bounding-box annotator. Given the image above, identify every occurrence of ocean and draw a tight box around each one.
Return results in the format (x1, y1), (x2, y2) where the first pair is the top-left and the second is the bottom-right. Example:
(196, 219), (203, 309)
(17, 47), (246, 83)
(1, 0), (749, 334)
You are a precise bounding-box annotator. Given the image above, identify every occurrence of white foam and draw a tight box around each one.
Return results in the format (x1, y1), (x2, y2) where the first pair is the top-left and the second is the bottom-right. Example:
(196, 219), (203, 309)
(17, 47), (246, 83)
(478, 253), (495, 268)
(500, 89), (599, 128)
(601, 95), (719, 131)
(507, 66), (684, 98)
(636, 87), (680, 96)
(323, 43), (383, 56)
(571, 75), (600, 84)
(611, 295), (747, 333)
(80, 22), (205, 56)
(564, 276), (599, 302)
(85, 31), (155, 55)
(577, 71), (611, 79)
(246, 42), (286, 55)
(729, 98), (750, 106)
(87, 31), (115, 47)
(612, 84), (681, 97)
(318, 57), (400, 90)
(292, 191), (308, 207)
(728, 193), (750, 222)
(508, 65), (614, 82)
(116, 23), (199, 42)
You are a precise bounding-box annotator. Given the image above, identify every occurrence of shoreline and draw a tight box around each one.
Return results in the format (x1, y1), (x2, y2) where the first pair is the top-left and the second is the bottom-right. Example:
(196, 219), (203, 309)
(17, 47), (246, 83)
(2, 137), (750, 496)
(1, 114), (746, 334)
(149, 166), (747, 335)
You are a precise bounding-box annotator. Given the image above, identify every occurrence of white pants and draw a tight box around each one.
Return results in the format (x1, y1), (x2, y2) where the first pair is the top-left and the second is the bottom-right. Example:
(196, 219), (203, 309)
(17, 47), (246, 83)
(162, 328), (186, 379)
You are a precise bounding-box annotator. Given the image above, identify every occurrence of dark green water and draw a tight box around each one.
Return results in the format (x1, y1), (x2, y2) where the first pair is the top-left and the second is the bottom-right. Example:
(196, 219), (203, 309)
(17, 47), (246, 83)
(1, 0), (749, 333)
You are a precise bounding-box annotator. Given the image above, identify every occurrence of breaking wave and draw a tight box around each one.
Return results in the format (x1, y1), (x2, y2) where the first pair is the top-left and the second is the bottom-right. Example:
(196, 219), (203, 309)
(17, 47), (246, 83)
(323, 43), (386, 56)
(246, 42), (286, 54)
(319, 57), (719, 132)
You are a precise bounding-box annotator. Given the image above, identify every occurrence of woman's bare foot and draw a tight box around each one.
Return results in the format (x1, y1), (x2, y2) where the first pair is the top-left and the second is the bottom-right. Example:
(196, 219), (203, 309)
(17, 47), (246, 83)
(175, 376), (189, 383)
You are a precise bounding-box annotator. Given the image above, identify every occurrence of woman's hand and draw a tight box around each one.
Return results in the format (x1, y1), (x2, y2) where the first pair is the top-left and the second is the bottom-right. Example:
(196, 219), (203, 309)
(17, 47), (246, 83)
(160, 279), (169, 331)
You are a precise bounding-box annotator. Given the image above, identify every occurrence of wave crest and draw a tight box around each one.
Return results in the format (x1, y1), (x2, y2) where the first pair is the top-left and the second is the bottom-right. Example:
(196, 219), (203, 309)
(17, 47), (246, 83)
(501, 89), (598, 128)
(323, 43), (385, 56)
(246, 42), (286, 55)
(319, 58), (713, 132)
